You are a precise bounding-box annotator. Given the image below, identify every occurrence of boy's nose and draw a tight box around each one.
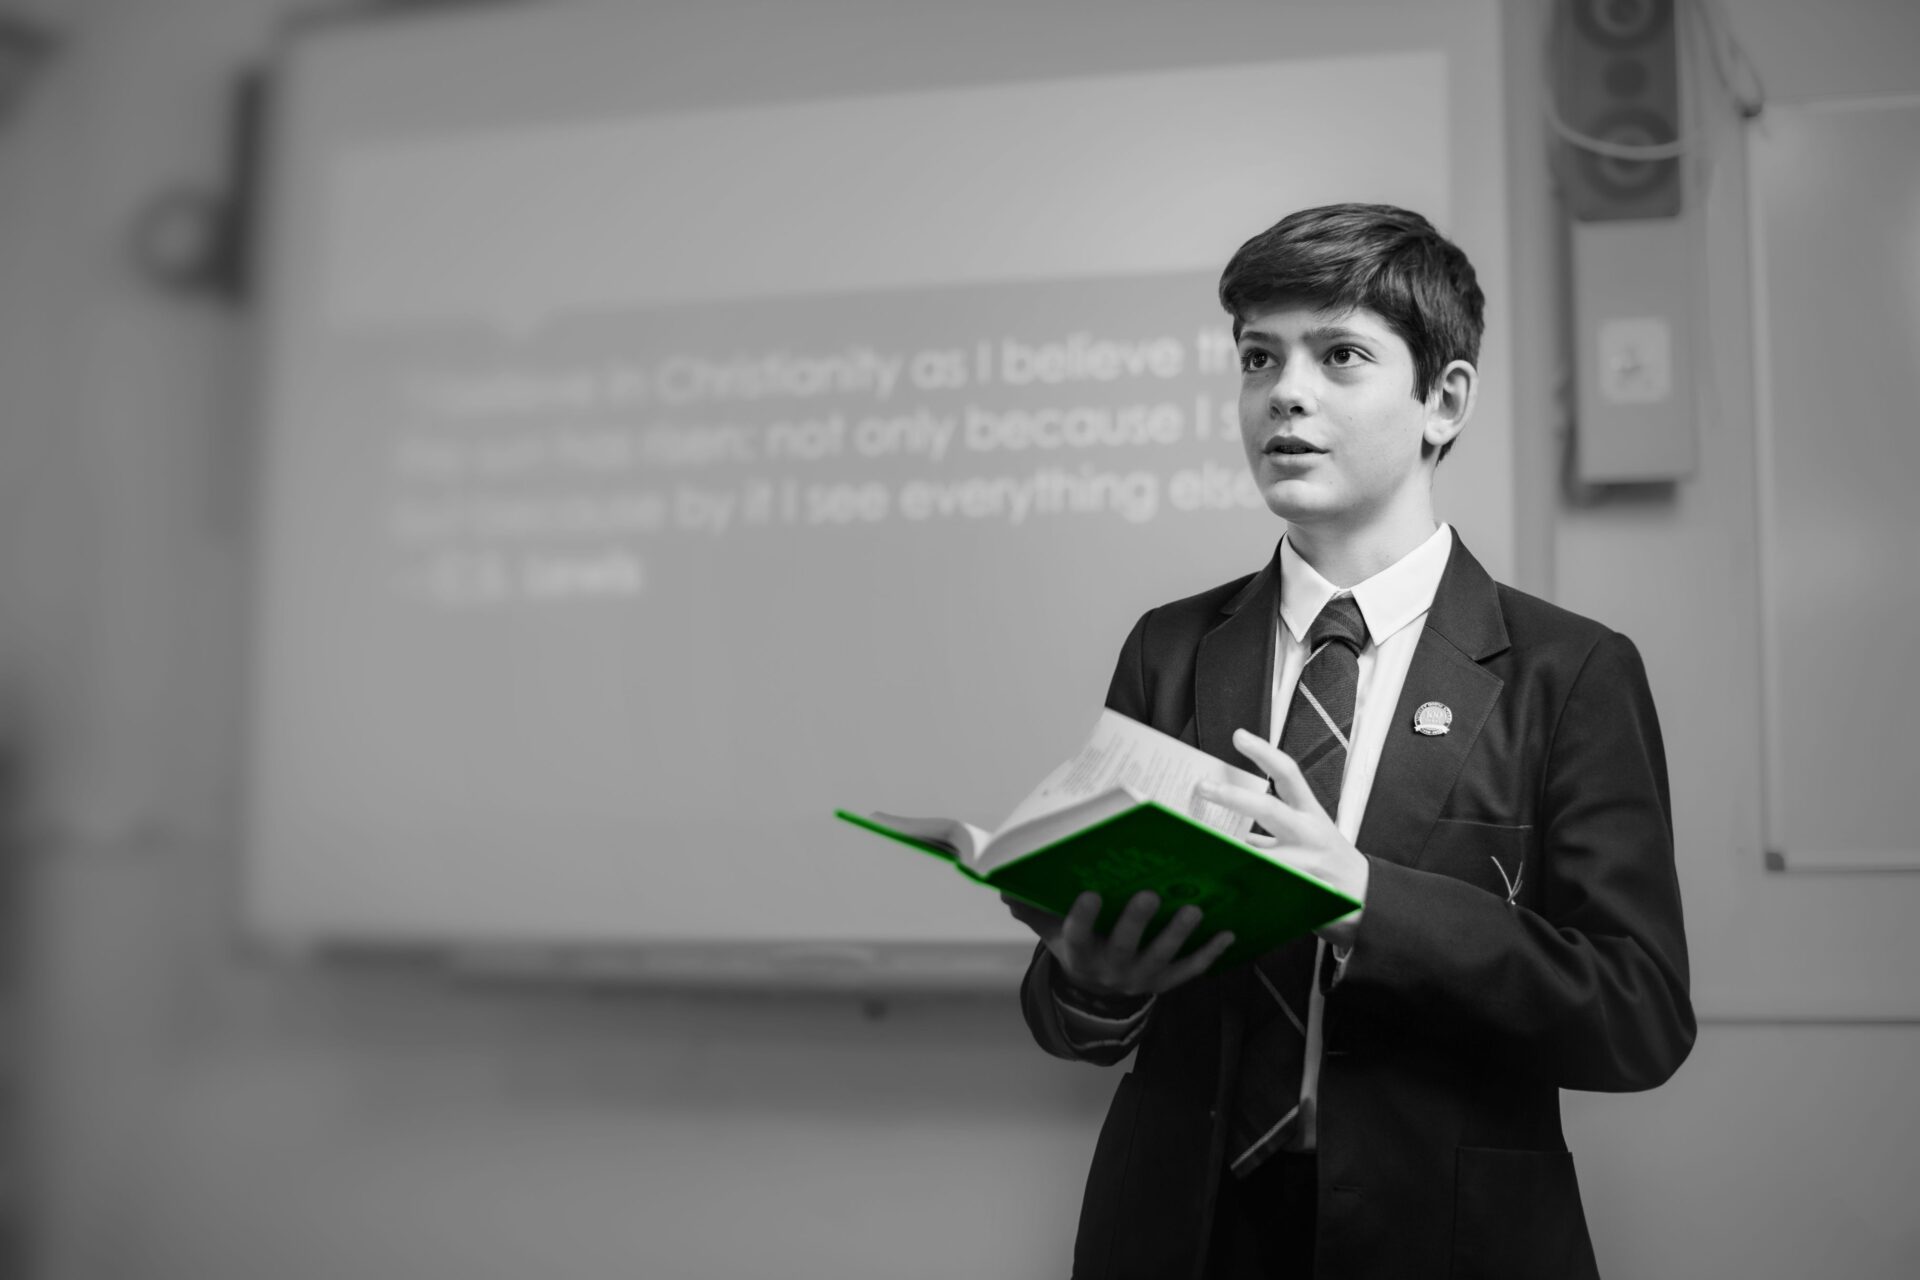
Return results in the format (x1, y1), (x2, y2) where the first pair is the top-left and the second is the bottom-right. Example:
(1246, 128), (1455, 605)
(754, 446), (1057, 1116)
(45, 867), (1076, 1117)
(1268, 365), (1313, 416)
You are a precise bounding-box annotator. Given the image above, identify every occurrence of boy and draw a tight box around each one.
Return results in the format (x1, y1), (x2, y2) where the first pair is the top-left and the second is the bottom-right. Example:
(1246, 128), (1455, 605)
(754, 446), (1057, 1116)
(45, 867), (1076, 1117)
(1006, 204), (1693, 1279)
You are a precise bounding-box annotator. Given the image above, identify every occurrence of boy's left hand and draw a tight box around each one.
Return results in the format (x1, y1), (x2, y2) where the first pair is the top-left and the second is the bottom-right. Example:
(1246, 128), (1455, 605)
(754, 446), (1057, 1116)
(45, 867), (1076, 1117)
(1197, 727), (1369, 948)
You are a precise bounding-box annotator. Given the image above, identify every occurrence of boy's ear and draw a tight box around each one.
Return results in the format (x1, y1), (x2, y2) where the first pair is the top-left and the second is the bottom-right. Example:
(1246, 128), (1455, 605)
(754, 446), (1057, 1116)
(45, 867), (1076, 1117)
(1422, 359), (1477, 455)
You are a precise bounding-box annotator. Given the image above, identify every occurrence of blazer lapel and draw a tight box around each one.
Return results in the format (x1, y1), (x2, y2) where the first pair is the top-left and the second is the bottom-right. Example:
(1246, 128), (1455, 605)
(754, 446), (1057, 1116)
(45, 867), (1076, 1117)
(1194, 541), (1283, 770)
(1353, 536), (1510, 871)
(1191, 544), (1285, 1033)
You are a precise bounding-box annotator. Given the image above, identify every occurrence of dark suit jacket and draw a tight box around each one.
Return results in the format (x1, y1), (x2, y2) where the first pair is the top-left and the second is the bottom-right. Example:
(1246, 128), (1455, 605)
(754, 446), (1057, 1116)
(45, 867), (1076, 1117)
(1020, 534), (1694, 1280)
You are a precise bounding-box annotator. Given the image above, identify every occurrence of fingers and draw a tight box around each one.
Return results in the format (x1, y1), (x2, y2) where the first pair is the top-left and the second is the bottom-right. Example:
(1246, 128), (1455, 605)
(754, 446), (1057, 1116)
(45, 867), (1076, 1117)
(1056, 891), (1104, 952)
(1159, 927), (1238, 989)
(1140, 902), (1204, 966)
(1198, 777), (1287, 837)
(1112, 896), (1238, 994)
(1048, 889), (1237, 997)
(1230, 727), (1325, 820)
(1138, 904), (1236, 990)
(1262, 750), (1318, 814)
(1106, 889), (1163, 955)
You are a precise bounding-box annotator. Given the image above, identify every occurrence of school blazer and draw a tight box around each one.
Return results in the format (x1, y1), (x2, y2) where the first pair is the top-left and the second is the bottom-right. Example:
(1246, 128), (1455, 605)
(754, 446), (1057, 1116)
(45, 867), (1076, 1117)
(1020, 535), (1695, 1280)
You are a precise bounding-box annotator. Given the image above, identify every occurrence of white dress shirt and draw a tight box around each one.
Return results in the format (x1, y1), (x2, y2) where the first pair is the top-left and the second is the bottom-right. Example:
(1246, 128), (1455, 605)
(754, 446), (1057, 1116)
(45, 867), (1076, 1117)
(1273, 521), (1454, 1150)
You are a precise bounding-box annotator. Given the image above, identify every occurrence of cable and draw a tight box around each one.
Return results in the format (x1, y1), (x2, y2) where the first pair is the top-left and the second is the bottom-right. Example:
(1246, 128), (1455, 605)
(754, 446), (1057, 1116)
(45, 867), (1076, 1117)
(1544, 1), (1690, 161)
(1543, 0), (1764, 162)
(1689, 0), (1767, 119)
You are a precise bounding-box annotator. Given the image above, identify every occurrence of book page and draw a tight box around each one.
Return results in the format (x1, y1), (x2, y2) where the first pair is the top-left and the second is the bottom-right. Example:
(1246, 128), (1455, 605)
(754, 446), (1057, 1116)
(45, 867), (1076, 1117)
(998, 709), (1267, 840)
(866, 813), (993, 864)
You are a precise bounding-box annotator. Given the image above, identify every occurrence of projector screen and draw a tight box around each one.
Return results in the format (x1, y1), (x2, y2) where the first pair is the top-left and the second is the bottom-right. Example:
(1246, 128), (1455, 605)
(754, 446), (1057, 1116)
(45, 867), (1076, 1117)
(244, 0), (1513, 981)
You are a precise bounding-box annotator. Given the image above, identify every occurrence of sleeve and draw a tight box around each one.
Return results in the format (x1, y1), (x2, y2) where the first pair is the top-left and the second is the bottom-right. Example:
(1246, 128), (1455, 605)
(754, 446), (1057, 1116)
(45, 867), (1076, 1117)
(1015, 610), (1158, 1065)
(1323, 631), (1695, 1091)
(1102, 608), (1153, 723)
(1018, 944), (1154, 1064)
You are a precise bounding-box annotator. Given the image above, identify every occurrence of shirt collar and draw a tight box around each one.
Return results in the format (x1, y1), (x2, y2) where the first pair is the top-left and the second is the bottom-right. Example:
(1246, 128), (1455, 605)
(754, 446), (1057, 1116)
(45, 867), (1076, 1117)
(1278, 523), (1454, 648)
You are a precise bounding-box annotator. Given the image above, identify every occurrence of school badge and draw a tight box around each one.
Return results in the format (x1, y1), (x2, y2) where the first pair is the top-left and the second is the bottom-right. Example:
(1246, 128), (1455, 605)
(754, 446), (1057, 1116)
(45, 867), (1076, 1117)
(1412, 701), (1453, 736)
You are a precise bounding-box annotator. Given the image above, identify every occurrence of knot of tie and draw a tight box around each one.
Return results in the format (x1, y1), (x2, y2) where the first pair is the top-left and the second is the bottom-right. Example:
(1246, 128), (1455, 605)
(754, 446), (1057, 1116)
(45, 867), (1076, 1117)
(1308, 594), (1368, 655)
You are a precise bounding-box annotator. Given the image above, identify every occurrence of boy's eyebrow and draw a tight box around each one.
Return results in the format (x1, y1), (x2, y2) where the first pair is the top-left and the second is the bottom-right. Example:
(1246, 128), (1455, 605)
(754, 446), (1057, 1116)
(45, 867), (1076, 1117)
(1302, 324), (1375, 345)
(1237, 324), (1377, 346)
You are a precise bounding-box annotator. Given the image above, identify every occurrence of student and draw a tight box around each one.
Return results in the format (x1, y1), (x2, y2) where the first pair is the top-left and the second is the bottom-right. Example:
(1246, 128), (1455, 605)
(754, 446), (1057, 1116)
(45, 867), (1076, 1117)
(1005, 203), (1694, 1280)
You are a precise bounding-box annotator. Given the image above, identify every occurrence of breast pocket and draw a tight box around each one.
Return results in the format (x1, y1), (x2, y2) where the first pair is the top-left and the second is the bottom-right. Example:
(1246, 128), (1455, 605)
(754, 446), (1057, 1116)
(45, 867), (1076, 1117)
(1417, 819), (1534, 906)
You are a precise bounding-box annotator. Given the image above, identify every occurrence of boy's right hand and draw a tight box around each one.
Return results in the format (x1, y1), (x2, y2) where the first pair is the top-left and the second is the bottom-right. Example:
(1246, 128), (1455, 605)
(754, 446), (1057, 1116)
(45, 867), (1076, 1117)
(1001, 889), (1236, 998)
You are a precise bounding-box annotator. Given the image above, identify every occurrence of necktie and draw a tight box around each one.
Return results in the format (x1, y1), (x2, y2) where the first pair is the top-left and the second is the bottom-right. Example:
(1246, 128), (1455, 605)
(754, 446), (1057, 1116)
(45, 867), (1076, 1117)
(1226, 594), (1367, 1178)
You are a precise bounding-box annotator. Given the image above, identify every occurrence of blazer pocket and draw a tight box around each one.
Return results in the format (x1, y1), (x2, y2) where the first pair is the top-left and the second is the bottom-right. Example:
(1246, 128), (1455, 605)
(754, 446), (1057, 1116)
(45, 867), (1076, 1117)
(1451, 1146), (1597, 1280)
(1418, 819), (1534, 904)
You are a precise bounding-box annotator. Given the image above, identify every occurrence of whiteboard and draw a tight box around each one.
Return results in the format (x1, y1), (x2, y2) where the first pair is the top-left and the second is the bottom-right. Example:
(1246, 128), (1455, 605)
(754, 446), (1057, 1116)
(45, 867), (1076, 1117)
(1750, 97), (1920, 874)
(242, 0), (1515, 984)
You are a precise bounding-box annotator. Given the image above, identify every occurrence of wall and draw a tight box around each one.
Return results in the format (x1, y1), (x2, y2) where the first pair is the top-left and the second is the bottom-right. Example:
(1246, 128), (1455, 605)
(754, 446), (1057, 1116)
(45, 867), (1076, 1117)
(2, 1), (1915, 1277)
(1544, 0), (1920, 1273)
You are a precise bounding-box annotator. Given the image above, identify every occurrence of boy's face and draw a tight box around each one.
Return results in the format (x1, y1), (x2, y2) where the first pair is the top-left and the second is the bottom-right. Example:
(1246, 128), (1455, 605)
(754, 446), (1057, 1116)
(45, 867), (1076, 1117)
(1235, 302), (1454, 536)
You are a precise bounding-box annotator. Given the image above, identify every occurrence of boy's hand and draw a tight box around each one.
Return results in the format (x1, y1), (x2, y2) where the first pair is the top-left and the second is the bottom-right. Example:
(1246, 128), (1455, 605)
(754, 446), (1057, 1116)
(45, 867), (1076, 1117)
(1199, 727), (1370, 947)
(1002, 889), (1236, 997)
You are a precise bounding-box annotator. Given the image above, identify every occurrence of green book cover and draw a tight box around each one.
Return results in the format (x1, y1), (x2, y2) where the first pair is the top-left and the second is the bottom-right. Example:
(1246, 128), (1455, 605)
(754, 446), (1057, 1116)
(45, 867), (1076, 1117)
(835, 800), (1359, 971)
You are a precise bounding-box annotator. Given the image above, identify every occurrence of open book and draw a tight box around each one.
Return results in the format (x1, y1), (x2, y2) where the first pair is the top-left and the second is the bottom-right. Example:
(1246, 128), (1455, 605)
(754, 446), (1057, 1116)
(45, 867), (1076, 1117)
(836, 709), (1360, 969)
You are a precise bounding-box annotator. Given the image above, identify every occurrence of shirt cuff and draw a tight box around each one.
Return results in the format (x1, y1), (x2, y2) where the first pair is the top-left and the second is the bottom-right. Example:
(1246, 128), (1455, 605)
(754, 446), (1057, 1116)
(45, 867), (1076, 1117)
(1049, 960), (1155, 1049)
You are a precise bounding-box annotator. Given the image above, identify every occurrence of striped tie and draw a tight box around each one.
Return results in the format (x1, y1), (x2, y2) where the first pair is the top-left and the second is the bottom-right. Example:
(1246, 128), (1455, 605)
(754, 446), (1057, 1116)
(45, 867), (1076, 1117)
(1227, 594), (1367, 1178)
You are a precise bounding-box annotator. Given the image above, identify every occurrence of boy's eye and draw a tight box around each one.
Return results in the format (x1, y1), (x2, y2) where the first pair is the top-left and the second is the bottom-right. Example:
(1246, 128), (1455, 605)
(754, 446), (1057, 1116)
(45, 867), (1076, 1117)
(1326, 345), (1366, 367)
(1238, 350), (1272, 373)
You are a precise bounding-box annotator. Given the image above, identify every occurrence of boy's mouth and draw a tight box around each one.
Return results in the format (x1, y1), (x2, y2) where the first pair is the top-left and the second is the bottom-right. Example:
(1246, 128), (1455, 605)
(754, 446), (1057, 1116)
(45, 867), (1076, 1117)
(1264, 437), (1324, 456)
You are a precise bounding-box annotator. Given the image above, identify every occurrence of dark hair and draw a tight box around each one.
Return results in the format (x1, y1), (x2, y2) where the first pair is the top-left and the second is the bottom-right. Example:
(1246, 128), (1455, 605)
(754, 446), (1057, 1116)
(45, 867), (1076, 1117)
(1218, 203), (1484, 460)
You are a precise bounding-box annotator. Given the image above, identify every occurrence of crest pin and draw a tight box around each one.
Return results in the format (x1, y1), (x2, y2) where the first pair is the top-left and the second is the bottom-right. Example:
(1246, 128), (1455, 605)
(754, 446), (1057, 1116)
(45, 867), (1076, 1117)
(1412, 701), (1453, 736)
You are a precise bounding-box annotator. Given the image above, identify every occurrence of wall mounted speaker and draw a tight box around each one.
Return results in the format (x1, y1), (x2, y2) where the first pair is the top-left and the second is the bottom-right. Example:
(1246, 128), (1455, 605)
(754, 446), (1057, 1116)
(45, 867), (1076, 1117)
(1555, 0), (1682, 221)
